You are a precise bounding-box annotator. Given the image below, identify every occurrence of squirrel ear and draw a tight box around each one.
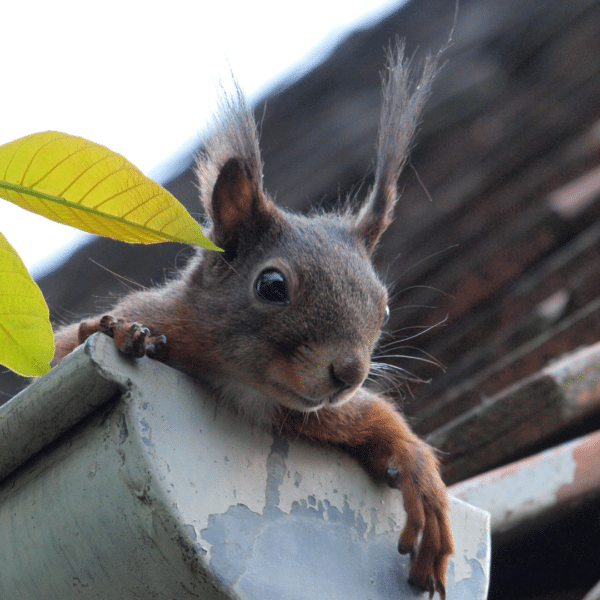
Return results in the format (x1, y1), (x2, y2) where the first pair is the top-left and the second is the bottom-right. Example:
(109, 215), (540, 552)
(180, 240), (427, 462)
(354, 42), (439, 255)
(210, 157), (274, 255)
(354, 186), (396, 255)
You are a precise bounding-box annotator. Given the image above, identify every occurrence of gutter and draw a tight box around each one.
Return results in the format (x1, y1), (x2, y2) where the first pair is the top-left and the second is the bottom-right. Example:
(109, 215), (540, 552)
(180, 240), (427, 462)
(0, 333), (490, 599)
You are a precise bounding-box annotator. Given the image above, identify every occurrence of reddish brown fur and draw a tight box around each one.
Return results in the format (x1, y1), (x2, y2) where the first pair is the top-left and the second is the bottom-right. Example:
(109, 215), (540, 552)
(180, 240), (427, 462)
(53, 44), (452, 598)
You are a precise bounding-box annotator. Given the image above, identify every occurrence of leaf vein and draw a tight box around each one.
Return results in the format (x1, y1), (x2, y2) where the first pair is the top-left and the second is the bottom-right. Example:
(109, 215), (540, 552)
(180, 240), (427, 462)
(77, 165), (133, 205)
(20, 134), (70, 185)
(30, 143), (96, 190)
(2, 136), (31, 180)
(93, 180), (149, 211)
(57, 152), (114, 198)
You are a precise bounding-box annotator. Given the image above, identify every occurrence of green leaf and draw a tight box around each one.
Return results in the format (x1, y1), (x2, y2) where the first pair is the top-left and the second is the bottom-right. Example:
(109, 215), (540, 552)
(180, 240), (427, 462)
(0, 131), (220, 250)
(0, 232), (54, 376)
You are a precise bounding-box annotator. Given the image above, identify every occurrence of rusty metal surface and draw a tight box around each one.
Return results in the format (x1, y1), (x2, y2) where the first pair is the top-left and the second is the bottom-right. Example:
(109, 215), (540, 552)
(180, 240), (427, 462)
(449, 427), (600, 536)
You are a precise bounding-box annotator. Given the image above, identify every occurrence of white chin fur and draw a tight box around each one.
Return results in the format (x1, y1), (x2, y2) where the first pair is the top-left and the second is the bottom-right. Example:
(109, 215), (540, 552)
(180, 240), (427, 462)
(209, 379), (279, 427)
(210, 378), (334, 425)
(208, 378), (358, 426)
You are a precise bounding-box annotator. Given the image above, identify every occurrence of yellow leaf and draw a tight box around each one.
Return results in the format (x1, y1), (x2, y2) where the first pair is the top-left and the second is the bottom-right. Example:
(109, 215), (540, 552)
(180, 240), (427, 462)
(0, 131), (220, 250)
(0, 232), (54, 376)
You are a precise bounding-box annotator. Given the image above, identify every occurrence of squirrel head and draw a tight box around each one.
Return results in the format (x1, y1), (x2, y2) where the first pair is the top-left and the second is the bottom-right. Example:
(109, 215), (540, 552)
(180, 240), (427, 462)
(190, 42), (438, 416)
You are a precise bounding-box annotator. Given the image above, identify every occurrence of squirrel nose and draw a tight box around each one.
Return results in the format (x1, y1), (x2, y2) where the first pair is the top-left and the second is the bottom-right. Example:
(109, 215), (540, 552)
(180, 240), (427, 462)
(329, 357), (366, 392)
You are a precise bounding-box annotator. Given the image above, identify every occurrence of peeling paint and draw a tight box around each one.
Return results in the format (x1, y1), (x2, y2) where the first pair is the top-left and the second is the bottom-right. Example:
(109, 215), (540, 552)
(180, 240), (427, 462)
(556, 430), (600, 504)
(139, 418), (155, 448)
(277, 436), (407, 538)
(119, 335), (490, 598)
(448, 498), (491, 587)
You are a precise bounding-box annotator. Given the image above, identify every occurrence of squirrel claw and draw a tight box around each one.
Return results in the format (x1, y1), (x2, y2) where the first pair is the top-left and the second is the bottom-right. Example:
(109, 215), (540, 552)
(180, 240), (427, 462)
(409, 568), (446, 600)
(98, 315), (118, 336)
(387, 447), (452, 600)
(385, 465), (401, 487)
(146, 334), (168, 360)
(117, 322), (149, 358)
(96, 316), (150, 358)
(398, 544), (417, 562)
(408, 574), (436, 600)
(92, 315), (167, 361)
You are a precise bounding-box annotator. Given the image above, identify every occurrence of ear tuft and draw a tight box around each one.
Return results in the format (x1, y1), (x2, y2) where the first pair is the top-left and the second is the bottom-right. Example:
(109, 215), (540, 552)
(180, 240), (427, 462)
(196, 79), (264, 223)
(355, 41), (439, 254)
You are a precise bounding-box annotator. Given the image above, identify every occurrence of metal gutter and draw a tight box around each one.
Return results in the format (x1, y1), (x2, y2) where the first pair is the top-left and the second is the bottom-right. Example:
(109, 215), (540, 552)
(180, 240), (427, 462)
(450, 427), (600, 537)
(0, 339), (131, 483)
(0, 333), (490, 599)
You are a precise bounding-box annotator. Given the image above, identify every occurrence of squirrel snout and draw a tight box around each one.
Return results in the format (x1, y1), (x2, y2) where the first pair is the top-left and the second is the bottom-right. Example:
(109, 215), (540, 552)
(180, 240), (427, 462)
(329, 357), (367, 395)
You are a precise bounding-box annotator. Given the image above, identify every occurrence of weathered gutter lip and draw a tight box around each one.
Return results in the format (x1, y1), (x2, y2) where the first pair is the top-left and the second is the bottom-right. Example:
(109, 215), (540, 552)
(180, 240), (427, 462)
(450, 427), (600, 538)
(0, 334), (131, 483)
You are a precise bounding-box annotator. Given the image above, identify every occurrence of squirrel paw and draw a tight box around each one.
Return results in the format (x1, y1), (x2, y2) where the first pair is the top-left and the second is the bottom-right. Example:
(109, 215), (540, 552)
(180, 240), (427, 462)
(385, 449), (453, 600)
(97, 315), (150, 358)
(77, 315), (168, 362)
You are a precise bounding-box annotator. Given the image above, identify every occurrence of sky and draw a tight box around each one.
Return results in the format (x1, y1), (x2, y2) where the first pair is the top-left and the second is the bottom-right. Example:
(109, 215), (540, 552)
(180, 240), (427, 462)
(1, 0), (404, 278)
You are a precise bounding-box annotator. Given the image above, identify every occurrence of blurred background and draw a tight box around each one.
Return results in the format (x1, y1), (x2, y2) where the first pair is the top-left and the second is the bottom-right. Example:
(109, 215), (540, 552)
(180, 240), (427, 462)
(3, 0), (600, 598)
(1, 0), (402, 273)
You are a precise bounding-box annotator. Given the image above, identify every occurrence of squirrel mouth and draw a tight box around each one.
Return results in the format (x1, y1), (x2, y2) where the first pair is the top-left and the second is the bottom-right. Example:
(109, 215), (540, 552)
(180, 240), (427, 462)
(271, 381), (325, 411)
(270, 378), (358, 412)
(287, 391), (324, 412)
(297, 397), (324, 411)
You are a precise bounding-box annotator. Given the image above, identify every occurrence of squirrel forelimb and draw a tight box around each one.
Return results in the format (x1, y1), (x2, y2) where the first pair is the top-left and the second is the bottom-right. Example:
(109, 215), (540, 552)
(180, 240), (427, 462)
(278, 390), (452, 600)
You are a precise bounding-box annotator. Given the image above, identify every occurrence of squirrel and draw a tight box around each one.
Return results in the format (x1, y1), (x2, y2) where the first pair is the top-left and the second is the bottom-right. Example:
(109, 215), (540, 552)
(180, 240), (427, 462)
(52, 42), (453, 599)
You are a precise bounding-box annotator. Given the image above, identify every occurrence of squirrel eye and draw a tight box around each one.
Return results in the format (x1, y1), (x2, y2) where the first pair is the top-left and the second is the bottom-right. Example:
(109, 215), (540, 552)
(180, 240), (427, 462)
(382, 305), (390, 326)
(254, 269), (289, 305)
